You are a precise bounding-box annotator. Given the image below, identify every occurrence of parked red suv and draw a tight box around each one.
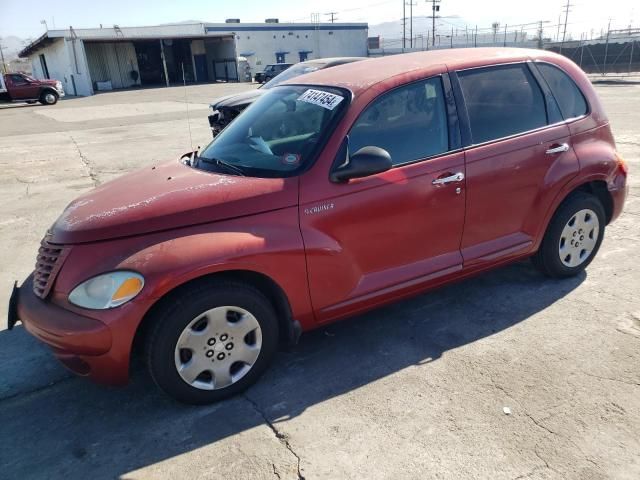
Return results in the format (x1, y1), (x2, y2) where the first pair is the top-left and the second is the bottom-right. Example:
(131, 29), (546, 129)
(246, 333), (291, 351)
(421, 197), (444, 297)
(8, 49), (627, 404)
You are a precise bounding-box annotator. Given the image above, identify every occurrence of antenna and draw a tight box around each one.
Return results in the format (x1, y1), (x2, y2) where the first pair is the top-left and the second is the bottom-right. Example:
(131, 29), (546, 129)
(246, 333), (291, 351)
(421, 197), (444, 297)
(181, 62), (194, 152)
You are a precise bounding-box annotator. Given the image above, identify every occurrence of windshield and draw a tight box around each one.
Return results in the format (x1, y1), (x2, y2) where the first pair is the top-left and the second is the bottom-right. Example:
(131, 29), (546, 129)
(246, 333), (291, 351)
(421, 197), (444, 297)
(196, 85), (348, 178)
(262, 63), (324, 90)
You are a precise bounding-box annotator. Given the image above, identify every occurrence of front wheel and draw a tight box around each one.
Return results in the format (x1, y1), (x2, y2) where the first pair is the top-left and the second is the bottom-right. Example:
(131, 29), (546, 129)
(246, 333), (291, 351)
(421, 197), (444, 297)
(532, 192), (605, 278)
(145, 280), (279, 404)
(39, 91), (59, 105)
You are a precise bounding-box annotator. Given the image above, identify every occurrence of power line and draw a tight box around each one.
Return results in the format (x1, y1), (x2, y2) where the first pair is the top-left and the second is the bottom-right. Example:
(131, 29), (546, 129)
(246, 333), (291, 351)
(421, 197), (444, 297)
(325, 12), (338, 23)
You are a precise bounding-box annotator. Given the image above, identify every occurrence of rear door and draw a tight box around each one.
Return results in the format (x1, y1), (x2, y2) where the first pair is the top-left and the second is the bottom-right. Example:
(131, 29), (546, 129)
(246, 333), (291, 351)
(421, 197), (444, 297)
(300, 75), (466, 322)
(452, 62), (578, 266)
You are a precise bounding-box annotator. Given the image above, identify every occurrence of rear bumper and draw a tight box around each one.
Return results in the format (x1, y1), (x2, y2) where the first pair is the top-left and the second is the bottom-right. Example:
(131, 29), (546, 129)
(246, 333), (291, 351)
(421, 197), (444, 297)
(609, 171), (628, 223)
(9, 275), (129, 385)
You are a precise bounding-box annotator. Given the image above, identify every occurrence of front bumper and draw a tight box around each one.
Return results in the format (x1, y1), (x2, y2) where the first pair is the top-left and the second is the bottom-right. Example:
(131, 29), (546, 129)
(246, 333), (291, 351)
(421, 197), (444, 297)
(8, 275), (129, 384)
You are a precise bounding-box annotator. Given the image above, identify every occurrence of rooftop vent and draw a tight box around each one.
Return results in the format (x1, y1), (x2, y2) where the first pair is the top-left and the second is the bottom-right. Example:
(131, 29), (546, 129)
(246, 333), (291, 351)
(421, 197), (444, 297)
(225, 18), (240, 23)
(265, 18), (279, 23)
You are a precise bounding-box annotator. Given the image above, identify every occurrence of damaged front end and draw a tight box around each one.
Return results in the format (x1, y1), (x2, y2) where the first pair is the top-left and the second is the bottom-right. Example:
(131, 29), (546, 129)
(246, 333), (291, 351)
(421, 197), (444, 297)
(208, 106), (244, 137)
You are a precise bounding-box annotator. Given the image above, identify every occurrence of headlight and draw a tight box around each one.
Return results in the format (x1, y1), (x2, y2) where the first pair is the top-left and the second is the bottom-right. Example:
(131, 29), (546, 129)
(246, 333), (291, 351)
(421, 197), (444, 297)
(68, 271), (144, 309)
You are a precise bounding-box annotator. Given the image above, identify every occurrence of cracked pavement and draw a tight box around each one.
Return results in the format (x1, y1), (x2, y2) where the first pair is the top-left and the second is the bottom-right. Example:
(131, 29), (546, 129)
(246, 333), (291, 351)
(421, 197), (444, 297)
(0, 81), (638, 479)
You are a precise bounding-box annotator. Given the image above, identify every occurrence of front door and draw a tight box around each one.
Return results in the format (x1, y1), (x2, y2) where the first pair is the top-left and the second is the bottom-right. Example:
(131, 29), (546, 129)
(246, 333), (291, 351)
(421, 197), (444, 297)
(6, 74), (39, 100)
(300, 76), (466, 322)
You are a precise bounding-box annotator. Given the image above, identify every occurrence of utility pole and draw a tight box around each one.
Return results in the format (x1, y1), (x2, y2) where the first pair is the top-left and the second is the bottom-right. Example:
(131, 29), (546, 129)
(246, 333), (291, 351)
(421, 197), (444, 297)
(430, 0), (441, 48)
(403, 1), (406, 49)
(0, 39), (6, 74)
(492, 22), (500, 44)
(560, 0), (573, 53)
(603, 18), (611, 75)
(408, 1), (416, 48)
(537, 20), (544, 49)
(503, 23), (508, 46)
(325, 12), (338, 23)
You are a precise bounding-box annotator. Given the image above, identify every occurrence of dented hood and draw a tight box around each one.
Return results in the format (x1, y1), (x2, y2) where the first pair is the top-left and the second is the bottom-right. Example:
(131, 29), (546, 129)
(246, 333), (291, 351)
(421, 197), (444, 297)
(209, 89), (263, 110)
(51, 159), (298, 244)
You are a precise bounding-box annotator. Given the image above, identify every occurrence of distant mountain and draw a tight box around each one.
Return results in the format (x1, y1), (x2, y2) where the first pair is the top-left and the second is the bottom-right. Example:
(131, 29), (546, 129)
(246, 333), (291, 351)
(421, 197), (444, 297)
(369, 15), (468, 43)
(0, 36), (28, 59)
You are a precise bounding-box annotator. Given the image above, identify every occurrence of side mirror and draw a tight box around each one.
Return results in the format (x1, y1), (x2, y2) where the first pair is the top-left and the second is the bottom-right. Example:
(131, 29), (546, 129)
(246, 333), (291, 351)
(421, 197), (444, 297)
(330, 146), (392, 183)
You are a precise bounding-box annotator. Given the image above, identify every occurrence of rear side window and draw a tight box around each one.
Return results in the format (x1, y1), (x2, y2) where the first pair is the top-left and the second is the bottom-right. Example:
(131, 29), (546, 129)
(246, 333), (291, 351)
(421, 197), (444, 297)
(536, 63), (588, 120)
(348, 77), (449, 166)
(458, 64), (548, 144)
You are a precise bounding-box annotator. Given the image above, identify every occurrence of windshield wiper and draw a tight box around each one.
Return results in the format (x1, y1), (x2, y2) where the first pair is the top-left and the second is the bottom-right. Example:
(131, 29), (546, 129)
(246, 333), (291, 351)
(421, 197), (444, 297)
(197, 156), (246, 177)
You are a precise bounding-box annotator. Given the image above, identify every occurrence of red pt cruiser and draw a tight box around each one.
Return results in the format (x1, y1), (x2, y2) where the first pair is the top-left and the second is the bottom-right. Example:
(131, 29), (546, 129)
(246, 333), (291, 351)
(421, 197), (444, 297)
(8, 49), (628, 404)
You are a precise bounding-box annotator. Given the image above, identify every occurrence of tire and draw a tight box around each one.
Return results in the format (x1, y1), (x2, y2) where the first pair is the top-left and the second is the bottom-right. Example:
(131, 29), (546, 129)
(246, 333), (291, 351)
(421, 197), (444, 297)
(39, 91), (58, 105)
(145, 280), (279, 404)
(532, 192), (605, 278)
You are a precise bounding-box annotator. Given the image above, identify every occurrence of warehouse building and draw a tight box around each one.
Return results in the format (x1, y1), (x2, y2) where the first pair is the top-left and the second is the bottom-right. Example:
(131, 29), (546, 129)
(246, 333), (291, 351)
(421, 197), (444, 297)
(18, 20), (368, 96)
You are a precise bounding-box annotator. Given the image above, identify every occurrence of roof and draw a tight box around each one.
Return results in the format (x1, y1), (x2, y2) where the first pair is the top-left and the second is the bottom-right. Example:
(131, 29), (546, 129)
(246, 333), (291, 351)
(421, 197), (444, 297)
(288, 48), (565, 95)
(19, 21), (369, 58)
(19, 32), (56, 58)
(204, 22), (367, 32)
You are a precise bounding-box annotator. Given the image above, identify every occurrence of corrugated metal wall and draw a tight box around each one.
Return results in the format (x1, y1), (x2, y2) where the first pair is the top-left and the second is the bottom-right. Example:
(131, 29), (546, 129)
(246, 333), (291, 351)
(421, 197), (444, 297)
(85, 42), (140, 89)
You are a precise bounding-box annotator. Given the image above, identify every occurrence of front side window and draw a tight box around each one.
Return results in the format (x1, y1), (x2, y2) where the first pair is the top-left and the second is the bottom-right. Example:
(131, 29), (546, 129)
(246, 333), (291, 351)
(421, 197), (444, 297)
(196, 85), (348, 177)
(536, 63), (588, 120)
(9, 74), (28, 85)
(458, 64), (548, 144)
(348, 77), (449, 166)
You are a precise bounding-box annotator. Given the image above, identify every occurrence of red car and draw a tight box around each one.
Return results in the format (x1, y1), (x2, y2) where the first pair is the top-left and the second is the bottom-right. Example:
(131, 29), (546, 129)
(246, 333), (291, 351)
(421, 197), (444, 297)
(9, 48), (628, 404)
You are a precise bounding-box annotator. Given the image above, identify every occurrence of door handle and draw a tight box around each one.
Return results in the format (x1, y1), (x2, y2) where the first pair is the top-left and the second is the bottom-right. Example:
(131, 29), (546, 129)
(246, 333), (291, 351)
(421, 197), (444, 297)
(545, 143), (570, 154)
(432, 172), (464, 186)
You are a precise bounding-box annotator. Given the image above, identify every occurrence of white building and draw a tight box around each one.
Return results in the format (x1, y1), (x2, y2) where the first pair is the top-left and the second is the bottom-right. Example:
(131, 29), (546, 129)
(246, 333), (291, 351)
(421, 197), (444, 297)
(19, 21), (368, 96)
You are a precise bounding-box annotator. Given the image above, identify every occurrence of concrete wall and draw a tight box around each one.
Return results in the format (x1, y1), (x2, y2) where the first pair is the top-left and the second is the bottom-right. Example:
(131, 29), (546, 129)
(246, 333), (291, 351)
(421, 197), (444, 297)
(29, 38), (93, 96)
(206, 24), (368, 78)
(204, 37), (238, 80)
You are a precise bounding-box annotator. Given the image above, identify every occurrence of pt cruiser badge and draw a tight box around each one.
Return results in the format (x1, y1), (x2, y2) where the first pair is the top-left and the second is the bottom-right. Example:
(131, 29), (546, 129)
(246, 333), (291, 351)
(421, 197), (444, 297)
(304, 203), (335, 215)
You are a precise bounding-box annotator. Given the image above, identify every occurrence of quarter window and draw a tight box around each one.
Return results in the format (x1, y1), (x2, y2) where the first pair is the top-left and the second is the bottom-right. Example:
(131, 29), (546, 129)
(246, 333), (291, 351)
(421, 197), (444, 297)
(349, 77), (449, 166)
(536, 63), (588, 120)
(458, 64), (548, 144)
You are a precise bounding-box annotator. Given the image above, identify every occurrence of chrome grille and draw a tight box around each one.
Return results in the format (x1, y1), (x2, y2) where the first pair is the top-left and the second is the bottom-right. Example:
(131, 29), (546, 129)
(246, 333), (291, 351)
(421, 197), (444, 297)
(33, 238), (69, 299)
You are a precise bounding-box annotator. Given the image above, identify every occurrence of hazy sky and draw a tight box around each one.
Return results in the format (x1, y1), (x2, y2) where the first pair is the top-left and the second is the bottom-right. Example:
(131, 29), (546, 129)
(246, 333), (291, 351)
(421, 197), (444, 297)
(0, 0), (636, 41)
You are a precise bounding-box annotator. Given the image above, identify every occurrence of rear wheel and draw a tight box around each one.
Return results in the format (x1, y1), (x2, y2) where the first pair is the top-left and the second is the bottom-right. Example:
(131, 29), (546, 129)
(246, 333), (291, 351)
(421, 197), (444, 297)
(39, 91), (58, 105)
(532, 192), (605, 278)
(145, 280), (279, 404)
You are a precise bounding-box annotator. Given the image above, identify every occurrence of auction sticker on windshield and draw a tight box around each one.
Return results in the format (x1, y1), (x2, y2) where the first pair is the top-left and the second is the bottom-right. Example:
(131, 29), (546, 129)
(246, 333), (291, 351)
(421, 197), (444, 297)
(298, 89), (344, 110)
